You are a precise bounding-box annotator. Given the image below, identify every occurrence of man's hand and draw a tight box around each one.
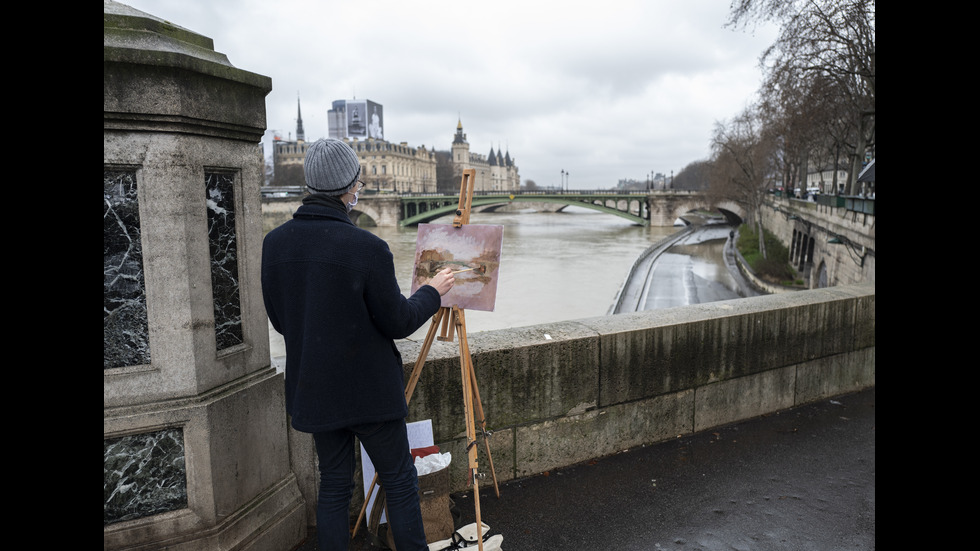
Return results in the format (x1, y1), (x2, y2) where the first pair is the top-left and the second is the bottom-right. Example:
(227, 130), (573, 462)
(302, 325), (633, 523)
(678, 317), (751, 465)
(428, 267), (455, 296)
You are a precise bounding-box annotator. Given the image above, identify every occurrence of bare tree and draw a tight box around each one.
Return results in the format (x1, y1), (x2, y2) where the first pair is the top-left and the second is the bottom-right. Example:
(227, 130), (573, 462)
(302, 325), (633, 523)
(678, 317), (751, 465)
(728, 0), (875, 194)
(434, 151), (457, 194)
(710, 107), (777, 258)
(673, 160), (712, 191)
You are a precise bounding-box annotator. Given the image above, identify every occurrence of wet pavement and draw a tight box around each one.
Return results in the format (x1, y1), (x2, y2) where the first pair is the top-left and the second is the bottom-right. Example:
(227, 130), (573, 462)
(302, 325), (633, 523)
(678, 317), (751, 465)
(613, 224), (760, 315)
(297, 387), (875, 550)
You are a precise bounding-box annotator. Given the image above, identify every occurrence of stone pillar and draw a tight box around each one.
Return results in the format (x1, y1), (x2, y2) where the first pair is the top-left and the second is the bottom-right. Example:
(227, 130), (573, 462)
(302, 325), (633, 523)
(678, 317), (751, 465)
(647, 195), (677, 227)
(104, 2), (305, 549)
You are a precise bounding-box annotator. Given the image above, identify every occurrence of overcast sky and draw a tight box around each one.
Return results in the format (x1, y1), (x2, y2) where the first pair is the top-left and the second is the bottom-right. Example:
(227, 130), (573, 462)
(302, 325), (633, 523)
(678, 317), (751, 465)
(118, 0), (778, 189)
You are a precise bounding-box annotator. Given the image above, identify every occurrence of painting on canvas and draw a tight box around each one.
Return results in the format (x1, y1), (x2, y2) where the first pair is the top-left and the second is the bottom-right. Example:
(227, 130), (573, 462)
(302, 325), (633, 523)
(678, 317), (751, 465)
(410, 223), (504, 312)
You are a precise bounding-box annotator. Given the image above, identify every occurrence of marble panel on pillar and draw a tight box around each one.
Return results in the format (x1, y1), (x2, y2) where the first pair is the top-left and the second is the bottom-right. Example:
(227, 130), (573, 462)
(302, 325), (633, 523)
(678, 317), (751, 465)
(206, 172), (243, 351)
(104, 169), (149, 369)
(104, 428), (187, 525)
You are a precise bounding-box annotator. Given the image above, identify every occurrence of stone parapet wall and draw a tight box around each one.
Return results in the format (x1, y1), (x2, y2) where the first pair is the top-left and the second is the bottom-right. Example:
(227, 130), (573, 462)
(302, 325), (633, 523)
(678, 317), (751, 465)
(307, 282), (875, 514)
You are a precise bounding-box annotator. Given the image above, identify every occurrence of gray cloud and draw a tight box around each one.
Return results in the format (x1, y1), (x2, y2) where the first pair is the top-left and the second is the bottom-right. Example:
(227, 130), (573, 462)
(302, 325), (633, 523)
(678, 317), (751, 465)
(118, 0), (778, 188)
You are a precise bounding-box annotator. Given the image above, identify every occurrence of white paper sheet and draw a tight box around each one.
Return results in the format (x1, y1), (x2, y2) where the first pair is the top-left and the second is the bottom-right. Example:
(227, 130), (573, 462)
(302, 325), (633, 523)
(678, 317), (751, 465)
(361, 419), (434, 525)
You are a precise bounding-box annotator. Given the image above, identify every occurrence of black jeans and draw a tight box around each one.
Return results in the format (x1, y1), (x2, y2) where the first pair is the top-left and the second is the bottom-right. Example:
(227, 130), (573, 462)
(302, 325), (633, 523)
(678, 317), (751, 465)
(312, 419), (427, 551)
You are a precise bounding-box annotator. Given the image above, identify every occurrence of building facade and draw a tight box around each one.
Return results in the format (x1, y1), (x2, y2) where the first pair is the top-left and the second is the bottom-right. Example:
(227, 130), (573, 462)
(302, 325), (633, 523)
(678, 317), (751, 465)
(270, 141), (306, 188)
(450, 119), (520, 193)
(805, 165), (849, 195)
(271, 100), (518, 195)
(346, 138), (438, 194)
(272, 135), (438, 194)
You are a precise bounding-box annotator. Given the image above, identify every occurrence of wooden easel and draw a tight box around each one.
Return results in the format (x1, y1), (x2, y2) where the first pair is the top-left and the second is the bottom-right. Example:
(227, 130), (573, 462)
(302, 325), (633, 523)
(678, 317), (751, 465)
(353, 169), (499, 550)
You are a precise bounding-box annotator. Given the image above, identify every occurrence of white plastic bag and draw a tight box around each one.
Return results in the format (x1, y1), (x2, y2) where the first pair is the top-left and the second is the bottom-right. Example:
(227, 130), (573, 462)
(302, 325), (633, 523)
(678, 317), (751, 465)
(415, 451), (451, 476)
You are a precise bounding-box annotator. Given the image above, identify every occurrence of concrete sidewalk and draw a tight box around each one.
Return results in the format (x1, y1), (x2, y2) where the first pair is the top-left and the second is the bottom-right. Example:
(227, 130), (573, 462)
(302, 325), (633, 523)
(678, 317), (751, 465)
(303, 386), (875, 550)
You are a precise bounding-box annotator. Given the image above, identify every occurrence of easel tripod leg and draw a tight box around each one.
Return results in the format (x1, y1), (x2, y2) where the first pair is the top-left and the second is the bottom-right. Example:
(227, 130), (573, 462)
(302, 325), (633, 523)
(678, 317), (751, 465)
(454, 307), (484, 550)
(457, 311), (500, 498)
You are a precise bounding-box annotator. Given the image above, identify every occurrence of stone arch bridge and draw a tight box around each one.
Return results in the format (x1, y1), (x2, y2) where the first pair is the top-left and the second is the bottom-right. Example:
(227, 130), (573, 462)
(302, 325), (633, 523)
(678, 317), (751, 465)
(339, 190), (745, 227)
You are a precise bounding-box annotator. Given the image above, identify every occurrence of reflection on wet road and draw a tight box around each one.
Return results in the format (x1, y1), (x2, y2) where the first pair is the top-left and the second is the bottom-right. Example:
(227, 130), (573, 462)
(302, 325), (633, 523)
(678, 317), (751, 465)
(617, 224), (759, 314)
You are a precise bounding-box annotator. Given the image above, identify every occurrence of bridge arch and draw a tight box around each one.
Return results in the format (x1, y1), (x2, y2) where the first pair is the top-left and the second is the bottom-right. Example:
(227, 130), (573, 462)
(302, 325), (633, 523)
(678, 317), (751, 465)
(348, 209), (377, 227)
(646, 194), (748, 227)
(716, 207), (744, 225)
(712, 200), (747, 224)
(349, 203), (381, 227)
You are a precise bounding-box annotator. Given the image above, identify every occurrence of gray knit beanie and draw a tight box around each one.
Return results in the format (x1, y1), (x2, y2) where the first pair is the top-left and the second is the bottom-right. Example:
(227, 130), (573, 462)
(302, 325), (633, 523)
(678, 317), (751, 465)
(304, 138), (361, 195)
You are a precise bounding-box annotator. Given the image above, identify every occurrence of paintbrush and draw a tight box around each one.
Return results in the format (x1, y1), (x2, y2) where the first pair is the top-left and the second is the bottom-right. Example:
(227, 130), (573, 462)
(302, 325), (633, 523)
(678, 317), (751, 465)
(451, 265), (486, 275)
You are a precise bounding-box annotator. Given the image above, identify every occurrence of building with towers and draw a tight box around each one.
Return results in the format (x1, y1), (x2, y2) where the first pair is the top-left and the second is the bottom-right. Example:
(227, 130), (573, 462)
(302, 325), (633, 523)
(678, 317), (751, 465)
(450, 119), (520, 193)
(270, 99), (519, 194)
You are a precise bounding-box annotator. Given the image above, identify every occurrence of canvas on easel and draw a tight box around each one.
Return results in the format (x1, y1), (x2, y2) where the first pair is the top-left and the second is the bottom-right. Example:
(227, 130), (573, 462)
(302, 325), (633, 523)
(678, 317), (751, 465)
(410, 223), (504, 312)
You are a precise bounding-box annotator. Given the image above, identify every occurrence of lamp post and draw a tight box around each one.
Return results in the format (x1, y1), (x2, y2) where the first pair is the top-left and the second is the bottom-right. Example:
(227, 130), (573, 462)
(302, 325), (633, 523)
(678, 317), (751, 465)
(561, 169), (565, 194)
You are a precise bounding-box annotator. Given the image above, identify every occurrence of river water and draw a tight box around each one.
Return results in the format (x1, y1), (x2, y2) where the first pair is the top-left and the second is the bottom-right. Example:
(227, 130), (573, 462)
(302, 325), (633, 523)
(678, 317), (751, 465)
(368, 206), (677, 341)
(268, 206), (738, 356)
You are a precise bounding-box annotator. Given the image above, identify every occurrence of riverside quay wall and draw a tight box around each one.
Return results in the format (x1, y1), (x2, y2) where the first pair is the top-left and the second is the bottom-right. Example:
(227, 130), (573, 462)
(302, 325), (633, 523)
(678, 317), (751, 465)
(760, 195), (876, 289)
(285, 283), (875, 518)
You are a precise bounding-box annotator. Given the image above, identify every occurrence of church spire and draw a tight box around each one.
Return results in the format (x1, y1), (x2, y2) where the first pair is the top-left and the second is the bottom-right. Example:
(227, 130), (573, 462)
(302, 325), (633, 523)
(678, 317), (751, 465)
(296, 93), (305, 142)
(453, 117), (467, 144)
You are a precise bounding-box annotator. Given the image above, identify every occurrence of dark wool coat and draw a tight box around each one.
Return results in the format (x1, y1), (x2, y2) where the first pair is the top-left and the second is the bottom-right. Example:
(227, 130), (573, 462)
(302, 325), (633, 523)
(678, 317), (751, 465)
(261, 199), (441, 433)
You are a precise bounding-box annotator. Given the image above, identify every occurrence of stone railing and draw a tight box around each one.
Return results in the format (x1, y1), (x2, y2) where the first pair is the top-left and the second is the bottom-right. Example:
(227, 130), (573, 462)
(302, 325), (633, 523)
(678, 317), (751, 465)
(287, 283), (875, 518)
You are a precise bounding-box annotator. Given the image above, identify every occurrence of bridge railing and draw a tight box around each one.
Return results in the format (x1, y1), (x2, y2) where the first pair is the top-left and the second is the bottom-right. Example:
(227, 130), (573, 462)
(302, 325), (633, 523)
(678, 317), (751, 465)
(783, 192), (876, 216)
(260, 185), (305, 197)
(383, 189), (696, 198)
(259, 187), (701, 199)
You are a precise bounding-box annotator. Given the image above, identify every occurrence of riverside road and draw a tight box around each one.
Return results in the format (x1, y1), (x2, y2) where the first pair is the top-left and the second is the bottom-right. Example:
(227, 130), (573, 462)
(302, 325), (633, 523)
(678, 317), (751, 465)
(302, 386), (875, 551)
(613, 223), (761, 315)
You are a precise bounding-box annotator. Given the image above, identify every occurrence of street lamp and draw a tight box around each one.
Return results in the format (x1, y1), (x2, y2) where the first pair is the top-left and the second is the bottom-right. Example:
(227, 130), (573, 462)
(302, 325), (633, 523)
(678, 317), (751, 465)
(561, 169), (565, 194)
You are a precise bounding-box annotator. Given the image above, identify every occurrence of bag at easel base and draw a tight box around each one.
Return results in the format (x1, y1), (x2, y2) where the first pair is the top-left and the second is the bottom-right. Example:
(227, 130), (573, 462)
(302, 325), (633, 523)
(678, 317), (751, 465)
(418, 463), (455, 542)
